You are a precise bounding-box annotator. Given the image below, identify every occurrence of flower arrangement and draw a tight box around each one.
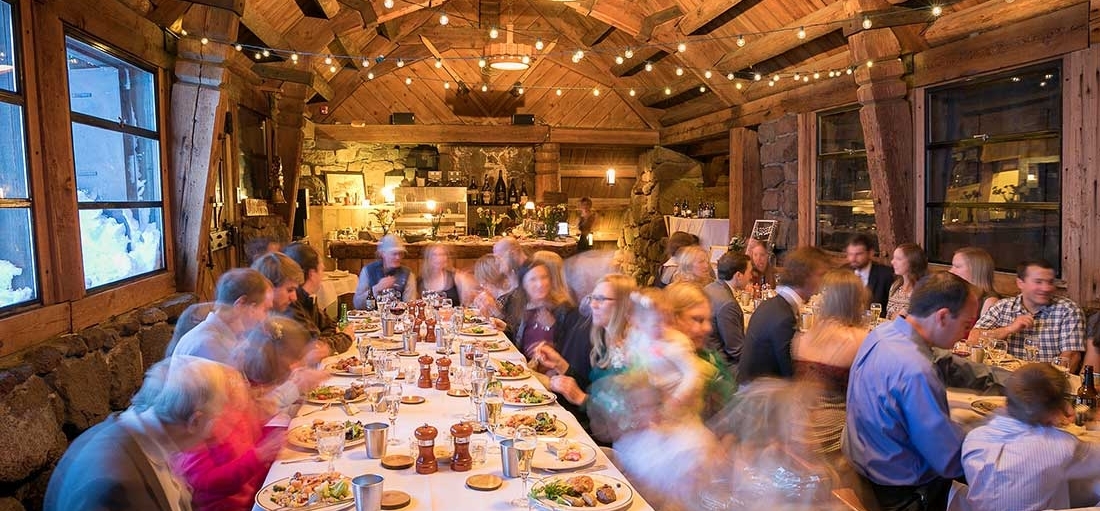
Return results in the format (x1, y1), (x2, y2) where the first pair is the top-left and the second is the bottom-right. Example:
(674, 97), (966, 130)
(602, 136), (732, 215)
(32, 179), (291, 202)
(536, 204), (569, 240)
(424, 209), (452, 239)
(729, 235), (748, 254)
(370, 208), (395, 236)
(476, 207), (504, 238)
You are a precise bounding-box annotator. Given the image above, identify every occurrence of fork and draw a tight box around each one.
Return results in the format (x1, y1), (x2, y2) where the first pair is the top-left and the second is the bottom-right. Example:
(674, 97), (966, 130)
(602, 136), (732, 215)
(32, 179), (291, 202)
(300, 402), (332, 417)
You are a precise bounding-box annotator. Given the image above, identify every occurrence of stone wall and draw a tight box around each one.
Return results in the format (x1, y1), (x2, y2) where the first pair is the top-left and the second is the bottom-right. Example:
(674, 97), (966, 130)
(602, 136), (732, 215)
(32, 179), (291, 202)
(758, 113), (800, 251)
(0, 293), (196, 511)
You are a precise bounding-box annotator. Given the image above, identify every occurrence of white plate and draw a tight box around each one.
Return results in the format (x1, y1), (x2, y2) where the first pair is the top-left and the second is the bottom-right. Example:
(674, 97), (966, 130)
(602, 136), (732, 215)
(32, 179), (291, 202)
(305, 385), (368, 404)
(971, 397), (1006, 416)
(460, 326), (499, 337)
(286, 423), (367, 450)
(502, 387), (557, 407)
(496, 413), (569, 438)
(495, 359), (530, 380)
(325, 358), (374, 377)
(528, 473), (634, 511)
(255, 473), (353, 510)
(532, 442), (597, 471)
(482, 340), (510, 352)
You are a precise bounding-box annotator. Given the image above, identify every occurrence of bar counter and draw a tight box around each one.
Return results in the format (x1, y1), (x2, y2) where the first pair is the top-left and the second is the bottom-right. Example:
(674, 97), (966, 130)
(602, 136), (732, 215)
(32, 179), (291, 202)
(328, 238), (578, 274)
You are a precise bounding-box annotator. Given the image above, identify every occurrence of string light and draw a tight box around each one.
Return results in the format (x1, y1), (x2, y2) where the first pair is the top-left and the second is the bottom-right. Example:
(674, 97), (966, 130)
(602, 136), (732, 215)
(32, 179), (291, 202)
(489, 27), (499, 39)
(362, 59), (370, 68)
(435, 58), (442, 68)
(675, 67), (684, 76)
(931, 5), (943, 16)
(726, 72), (734, 80)
(624, 48), (634, 59)
(574, 50), (584, 60)
(481, 84), (488, 92)
(555, 89), (562, 96)
(405, 77), (412, 85)
(862, 16), (873, 29)
(866, 60), (873, 68)
(735, 82), (743, 90)
(592, 88), (600, 96)
(329, 65), (337, 72)
(676, 42), (687, 53)
(699, 85), (706, 93)
(367, 72), (374, 79)
(397, 59), (405, 68)
(383, 0), (393, 7)
(846, 67), (853, 75)
(629, 88), (636, 96)
(444, 81), (450, 89)
(803, 75), (809, 82)
(234, 44), (242, 51)
(180, 29), (188, 36)
(521, 55), (530, 64)
(736, 35), (746, 47)
(754, 73), (762, 81)
(517, 87), (524, 94)
(664, 87), (672, 95)
(615, 55), (624, 65)
(324, 56), (332, 65)
(478, 58), (486, 68)
(439, 12), (449, 25)
(768, 80), (775, 87)
(262, 49), (270, 57)
(290, 53), (299, 62)
(704, 70), (712, 79)
(200, 37), (209, 45)
(772, 74), (780, 81)
(644, 62), (653, 72)
(813, 71), (820, 79)
(535, 38), (544, 51)
(793, 72), (800, 81)
(253, 52), (262, 60)
(797, 27), (806, 39)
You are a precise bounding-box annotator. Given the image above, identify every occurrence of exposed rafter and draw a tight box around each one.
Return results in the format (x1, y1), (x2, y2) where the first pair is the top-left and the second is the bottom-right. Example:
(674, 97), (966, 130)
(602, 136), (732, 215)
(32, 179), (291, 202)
(563, 0), (643, 38)
(676, 0), (748, 36)
(715, 0), (848, 70)
(371, 0), (452, 28)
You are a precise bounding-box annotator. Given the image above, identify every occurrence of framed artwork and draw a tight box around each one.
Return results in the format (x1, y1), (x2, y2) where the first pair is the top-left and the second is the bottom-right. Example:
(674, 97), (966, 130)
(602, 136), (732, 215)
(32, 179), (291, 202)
(751, 219), (780, 247)
(325, 172), (366, 204)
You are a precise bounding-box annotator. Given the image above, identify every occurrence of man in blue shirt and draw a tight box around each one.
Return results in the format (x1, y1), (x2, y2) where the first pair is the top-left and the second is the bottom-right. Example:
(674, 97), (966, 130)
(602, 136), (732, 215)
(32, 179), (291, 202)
(843, 272), (979, 511)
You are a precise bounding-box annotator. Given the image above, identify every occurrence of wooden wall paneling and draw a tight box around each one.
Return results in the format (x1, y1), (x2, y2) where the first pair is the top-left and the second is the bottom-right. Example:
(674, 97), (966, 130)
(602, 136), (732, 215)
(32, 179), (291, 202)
(170, 6), (237, 293)
(922, 0), (1083, 48)
(912, 4), (1088, 88)
(535, 143), (561, 201)
(32, 0), (85, 303)
(661, 108), (734, 145)
(0, 304), (72, 358)
(71, 274), (177, 330)
(1062, 47), (1100, 305)
(797, 112), (815, 247)
(729, 127), (762, 238)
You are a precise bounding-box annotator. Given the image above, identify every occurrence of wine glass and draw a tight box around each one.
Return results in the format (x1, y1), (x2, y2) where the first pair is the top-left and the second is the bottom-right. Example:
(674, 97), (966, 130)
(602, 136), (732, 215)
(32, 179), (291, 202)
(378, 352), (400, 383)
(357, 339), (373, 385)
(1024, 337), (1040, 362)
(469, 368), (488, 425)
(987, 340), (1008, 366)
(384, 383), (403, 445)
(364, 377), (386, 413)
(315, 422), (346, 473)
(484, 386), (504, 454)
(472, 344), (489, 371)
(1052, 356), (1071, 377)
(511, 426), (538, 508)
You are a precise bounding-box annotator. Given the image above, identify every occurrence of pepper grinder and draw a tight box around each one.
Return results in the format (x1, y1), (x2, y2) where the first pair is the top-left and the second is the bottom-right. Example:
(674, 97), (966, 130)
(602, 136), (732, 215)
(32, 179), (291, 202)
(414, 423), (438, 474)
(435, 356), (452, 391)
(450, 422), (473, 472)
(417, 354), (434, 389)
(424, 317), (438, 344)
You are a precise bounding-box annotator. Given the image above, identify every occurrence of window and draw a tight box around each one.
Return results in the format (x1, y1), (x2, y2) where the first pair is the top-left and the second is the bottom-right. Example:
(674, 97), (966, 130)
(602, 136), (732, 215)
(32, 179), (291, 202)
(66, 36), (165, 289)
(925, 63), (1061, 273)
(0, 0), (38, 310)
(816, 107), (875, 252)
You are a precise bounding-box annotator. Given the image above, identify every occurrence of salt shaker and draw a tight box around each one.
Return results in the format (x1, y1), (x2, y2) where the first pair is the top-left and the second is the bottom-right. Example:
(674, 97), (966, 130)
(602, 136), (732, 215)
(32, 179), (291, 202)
(450, 422), (473, 472)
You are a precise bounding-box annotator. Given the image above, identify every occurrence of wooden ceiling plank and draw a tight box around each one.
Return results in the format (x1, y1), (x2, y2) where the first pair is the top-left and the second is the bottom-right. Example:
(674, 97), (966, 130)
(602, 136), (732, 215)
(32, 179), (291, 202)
(563, 0), (643, 38)
(421, 35), (496, 118)
(715, 0), (847, 70)
(922, 0), (1082, 47)
(337, 0), (378, 26)
(516, 40), (558, 84)
(676, 0), (747, 36)
(189, 0), (243, 16)
(241, 1), (297, 50)
(741, 50), (852, 101)
(316, 68), (365, 121)
(372, 0), (451, 27)
(639, 5), (684, 41)
(147, 0), (191, 26)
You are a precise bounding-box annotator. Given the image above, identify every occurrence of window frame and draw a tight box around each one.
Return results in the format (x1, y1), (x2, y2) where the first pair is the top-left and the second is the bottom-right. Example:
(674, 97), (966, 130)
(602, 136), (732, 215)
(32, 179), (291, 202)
(64, 31), (169, 293)
(921, 60), (1063, 274)
(807, 105), (877, 252)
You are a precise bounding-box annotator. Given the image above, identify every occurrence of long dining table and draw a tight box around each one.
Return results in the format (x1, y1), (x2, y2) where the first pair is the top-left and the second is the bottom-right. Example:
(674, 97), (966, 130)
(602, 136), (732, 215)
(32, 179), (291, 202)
(254, 325), (654, 511)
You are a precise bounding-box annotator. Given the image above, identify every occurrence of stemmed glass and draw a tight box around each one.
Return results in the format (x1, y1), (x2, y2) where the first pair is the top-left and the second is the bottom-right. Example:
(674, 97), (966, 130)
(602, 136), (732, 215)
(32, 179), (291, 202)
(357, 339), (373, 386)
(315, 422), (346, 474)
(1024, 337), (1040, 362)
(384, 383), (403, 445)
(469, 368), (488, 425)
(377, 352), (400, 383)
(987, 340), (1008, 366)
(472, 344), (489, 371)
(511, 426), (538, 508)
(484, 386), (504, 454)
(364, 376), (386, 413)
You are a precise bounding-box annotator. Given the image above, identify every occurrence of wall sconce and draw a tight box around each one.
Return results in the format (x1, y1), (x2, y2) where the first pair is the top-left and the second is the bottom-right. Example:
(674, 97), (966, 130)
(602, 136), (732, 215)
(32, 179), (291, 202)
(426, 199), (437, 212)
(605, 168), (616, 186)
(381, 186), (396, 203)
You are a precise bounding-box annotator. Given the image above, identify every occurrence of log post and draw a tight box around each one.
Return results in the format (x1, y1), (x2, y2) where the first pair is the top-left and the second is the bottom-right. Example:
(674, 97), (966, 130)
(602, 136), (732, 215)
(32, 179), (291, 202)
(846, 0), (914, 255)
(534, 143), (561, 202)
(272, 83), (311, 224)
(170, 6), (237, 293)
(729, 127), (762, 239)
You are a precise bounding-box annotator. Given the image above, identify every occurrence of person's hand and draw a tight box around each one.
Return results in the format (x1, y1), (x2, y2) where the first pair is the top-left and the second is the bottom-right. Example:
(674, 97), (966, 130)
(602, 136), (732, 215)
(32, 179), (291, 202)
(534, 344), (569, 375)
(374, 276), (396, 292)
(1009, 313), (1035, 334)
(289, 367), (329, 394)
(489, 317), (506, 331)
(302, 341), (331, 367)
(255, 429), (288, 461)
(549, 375), (586, 405)
(340, 323), (356, 338)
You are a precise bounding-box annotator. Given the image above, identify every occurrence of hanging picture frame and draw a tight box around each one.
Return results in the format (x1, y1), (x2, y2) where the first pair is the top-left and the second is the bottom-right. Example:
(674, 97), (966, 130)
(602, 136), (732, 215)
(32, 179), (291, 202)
(324, 172), (366, 205)
(751, 219), (780, 248)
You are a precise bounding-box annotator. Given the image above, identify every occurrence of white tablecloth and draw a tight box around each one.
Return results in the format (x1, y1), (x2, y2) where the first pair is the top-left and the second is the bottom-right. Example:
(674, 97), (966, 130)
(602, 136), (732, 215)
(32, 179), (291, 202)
(665, 216), (730, 254)
(256, 329), (654, 511)
(317, 271), (359, 315)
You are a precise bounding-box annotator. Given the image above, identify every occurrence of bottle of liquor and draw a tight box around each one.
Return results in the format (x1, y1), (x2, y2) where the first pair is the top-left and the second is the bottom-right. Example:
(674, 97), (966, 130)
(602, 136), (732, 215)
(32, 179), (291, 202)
(519, 180), (529, 204)
(672, 199), (681, 217)
(481, 174), (493, 206)
(363, 285), (376, 312)
(494, 169), (507, 205)
(467, 176), (479, 205)
(337, 303), (349, 330)
(508, 179), (519, 206)
(1077, 365), (1098, 426)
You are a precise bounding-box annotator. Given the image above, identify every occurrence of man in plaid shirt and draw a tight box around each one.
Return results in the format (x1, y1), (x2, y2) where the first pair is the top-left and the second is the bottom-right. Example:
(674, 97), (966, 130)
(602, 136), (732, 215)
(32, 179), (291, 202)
(969, 259), (1085, 372)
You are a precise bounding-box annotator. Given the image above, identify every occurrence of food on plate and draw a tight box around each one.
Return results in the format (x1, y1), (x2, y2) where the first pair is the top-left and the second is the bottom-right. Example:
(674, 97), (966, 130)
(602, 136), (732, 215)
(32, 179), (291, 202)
(308, 383), (365, 402)
(497, 360), (526, 377)
(350, 318), (379, 331)
(502, 385), (551, 405)
(462, 325), (491, 335)
(503, 412), (559, 434)
(972, 399), (1003, 415)
(294, 420), (365, 444)
(549, 439), (584, 462)
(327, 357), (370, 374)
(463, 311), (487, 324)
(530, 475), (618, 507)
(269, 471), (352, 507)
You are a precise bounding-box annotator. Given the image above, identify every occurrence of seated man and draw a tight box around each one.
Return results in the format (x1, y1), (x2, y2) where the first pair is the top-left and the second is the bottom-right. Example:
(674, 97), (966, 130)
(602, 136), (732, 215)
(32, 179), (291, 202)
(963, 363), (1100, 511)
(843, 272), (979, 511)
(172, 268), (272, 365)
(969, 259), (1085, 372)
(703, 251), (752, 368)
(45, 356), (240, 511)
(845, 233), (894, 314)
(738, 246), (828, 382)
(354, 235), (417, 307)
(282, 242), (354, 354)
(251, 252), (304, 316)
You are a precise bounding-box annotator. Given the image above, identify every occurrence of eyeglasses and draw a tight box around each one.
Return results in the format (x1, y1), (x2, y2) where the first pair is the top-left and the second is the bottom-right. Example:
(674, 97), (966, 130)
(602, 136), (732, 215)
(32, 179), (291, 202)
(589, 295), (616, 303)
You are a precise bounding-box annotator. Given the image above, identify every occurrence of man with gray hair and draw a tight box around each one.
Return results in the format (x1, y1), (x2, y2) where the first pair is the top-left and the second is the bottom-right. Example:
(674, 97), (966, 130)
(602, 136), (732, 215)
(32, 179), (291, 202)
(45, 356), (241, 511)
(172, 268), (273, 365)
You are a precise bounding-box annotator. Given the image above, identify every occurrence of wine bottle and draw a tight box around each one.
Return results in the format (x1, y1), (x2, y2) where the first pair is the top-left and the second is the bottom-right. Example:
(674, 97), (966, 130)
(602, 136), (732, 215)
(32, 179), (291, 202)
(363, 285), (376, 312)
(672, 199), (681, 217)
(519, 181), (529, 204)
(468, 177), (479, 205)
(1077, 365), (1098, 426)
(508, 179), (519, 206)
(481, 174), (493, 206)
(494, 169), (507, 205)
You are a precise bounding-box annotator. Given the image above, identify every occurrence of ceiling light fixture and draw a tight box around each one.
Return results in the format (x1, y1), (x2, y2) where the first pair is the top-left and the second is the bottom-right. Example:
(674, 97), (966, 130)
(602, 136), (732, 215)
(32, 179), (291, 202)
(485, 25), (533, 71)
(797, 27), (806, 39)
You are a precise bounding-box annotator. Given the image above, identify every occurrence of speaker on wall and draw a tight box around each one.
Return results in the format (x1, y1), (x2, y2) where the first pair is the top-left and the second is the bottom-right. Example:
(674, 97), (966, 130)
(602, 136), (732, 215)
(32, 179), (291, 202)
(390, 112), (415, 125)
(512, 114), (535, 125)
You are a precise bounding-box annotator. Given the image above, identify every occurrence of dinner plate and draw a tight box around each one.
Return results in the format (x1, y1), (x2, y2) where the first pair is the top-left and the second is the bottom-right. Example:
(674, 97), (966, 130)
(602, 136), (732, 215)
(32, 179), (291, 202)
(460, 326), (499, 337)
(971, 397), (1006, 416)
(255, 473), (353, 511)
(364, 339), (403, 351)
(286, 423), (367, 450)
(494, 360), (530, 380)
(306, 385), (369, 404)
(482, 340), (510, 352)
(531, 442), (598, 471)
(325, 358), (374, 377)
(528, 473), (634, 511)
(502, 387), (557, 407)
(352, 319), (380, 333)
(346, 310), (375, 319)
(495, 413), (568, 438)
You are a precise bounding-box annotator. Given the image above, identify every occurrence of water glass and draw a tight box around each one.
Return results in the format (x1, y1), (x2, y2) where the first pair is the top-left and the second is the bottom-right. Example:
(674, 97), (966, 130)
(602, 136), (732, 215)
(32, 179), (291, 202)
(470, 438), (487, 465)
(316, 422), (346, 473)
(378, 353), (400, 383)
(384, 383), (403, 445)
(364, 377), (386, 413)
(1024, 337), (1040, 362)
(869, 302), (883, 318)
(1052, 356), (1071, 376)
(987, 340), (1008, 366)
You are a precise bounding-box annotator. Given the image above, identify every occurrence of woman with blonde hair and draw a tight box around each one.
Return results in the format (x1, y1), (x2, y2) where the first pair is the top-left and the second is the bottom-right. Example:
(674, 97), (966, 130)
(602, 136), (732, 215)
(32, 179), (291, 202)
(887, 242), (928, 319)
(532, 250), (576, 306)
(664, 282), (737, 419)
(471, 254), (513, 320)
(950, 246), (1001, 317)
(791, 269), (868, 458)
(418, 243), (462, 305)
(671, 245), (716, 286)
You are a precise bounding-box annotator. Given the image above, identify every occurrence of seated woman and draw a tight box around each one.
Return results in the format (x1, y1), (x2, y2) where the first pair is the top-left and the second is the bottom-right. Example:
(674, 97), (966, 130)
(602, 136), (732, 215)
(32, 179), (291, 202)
(417, 243), (461, 306)
(354, 235), (417, 307)
(506, 260), (579, 360)
(791, 269), (867, 459)
(746, 238), (776, 289)
(886, 242), (928, 319)
(664, 282), (736, 421)
(671, 245), (716, 286)
(470, 254), (516, 328)
(657, 231), (700, 288)
(950, 247), (1001, 318)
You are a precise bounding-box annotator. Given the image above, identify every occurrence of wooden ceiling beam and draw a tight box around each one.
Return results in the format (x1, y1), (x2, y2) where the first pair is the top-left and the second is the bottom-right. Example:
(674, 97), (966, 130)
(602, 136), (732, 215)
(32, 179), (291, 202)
(241, 1), (296, 50)
(371, 0), (451, 28)
(337, 0), (378, 27)
(252, 63), (336, 100)
(715, 0), (847, 70)
(421, 35), (493, 119)
(563, 0), (643, 38)
(314, 124), (658, 145)
(609, 47), (669, 77)
(581, 22), (616, 48)
(294, 0), (341, 19)
(638, 5), (684, 42)
(147, 0), (191, 26)
(922, 0), (1082, 47)
(189, 0), (243, 16)
(676, 0), (747, 36)
(840, 7), (936, 36)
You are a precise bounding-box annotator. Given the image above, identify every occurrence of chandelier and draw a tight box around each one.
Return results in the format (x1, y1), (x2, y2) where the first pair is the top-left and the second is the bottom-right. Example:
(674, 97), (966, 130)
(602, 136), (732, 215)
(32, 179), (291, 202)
(485, 26), (532, 71)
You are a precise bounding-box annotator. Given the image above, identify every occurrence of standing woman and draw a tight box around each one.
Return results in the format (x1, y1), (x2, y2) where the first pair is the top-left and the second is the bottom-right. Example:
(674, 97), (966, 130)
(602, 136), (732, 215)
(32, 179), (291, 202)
(950, 247), (1001, 317)
(886, 243), (928, 319)
(417, 244), (462, 305)
(354, 235), (417, 307)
